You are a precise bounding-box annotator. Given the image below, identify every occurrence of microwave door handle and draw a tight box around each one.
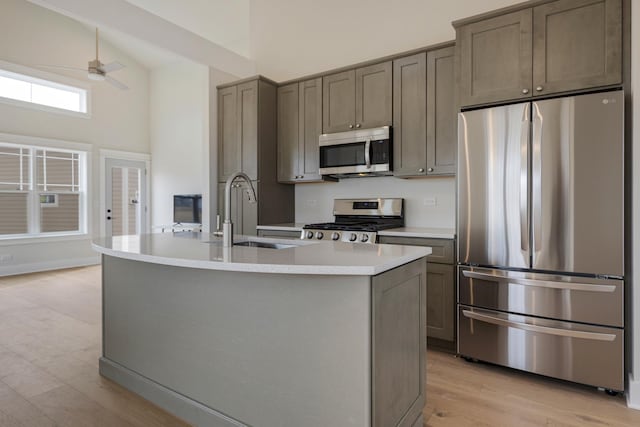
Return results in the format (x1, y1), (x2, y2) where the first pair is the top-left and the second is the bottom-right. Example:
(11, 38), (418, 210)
(365, 139), (371, 168)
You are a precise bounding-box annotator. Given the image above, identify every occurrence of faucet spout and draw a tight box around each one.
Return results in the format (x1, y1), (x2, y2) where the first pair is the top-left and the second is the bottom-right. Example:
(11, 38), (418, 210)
(223, 172), (257, 247)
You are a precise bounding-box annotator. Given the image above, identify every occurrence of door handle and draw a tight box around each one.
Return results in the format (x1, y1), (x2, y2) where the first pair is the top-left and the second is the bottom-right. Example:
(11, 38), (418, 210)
(364, 139), (371, 168)
(462, 309), (616, 341)
(532, 103), (543, 253)
(462, 270), (616, 293)
(520, 104), (530, 253)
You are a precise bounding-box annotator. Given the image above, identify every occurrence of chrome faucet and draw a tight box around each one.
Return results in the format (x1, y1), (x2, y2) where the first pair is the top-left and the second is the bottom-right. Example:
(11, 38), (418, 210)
(222, 172), (257, 247)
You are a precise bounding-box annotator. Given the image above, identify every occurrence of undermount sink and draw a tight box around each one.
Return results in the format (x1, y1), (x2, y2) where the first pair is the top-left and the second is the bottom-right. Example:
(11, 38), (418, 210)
(234, 240), (297, 250)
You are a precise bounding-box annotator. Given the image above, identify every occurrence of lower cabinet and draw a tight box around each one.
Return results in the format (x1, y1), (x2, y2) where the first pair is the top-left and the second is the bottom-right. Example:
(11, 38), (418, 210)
(425, 263), (455, 341)
(257, 229), (302, 239)
(378, 235), (456, 344)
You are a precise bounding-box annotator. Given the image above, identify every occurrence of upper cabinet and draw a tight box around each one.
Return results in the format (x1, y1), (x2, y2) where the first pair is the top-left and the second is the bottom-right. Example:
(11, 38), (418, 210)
(277, 78), (323, 183)
(322, 61), (392, 133)
(393, 46), (456, 178)
(216, 77), (294, 234)
(218, 80), (259, 182)
(456, 0), (622, 107)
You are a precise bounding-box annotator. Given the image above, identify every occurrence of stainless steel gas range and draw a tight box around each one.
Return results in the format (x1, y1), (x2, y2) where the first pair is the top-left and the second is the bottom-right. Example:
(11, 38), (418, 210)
(302, 198), (403, 244)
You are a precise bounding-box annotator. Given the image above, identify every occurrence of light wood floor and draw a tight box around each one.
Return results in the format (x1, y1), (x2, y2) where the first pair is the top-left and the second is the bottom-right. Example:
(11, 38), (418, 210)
(0, 266), (639, 427)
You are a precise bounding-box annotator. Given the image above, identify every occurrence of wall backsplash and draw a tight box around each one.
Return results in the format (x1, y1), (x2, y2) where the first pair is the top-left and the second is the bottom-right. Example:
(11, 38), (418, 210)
(295, 176), (456, 228)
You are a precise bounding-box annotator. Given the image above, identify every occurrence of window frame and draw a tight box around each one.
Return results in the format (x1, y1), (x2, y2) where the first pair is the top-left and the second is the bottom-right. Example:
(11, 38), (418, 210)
(0, 133), (91, 244)
(0, 60), (91, 118)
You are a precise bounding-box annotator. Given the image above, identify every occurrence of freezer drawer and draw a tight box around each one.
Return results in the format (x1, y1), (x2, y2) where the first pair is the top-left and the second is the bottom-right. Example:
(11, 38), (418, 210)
(458, 267), (623, 327)
(458, 305), (624, 391)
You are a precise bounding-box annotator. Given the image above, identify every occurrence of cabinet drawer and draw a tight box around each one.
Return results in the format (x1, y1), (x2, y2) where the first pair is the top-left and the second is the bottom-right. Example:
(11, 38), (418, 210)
(257, 229), (302, 239)
(458, 305), (624, 391)
(378, 236), (454, 264)
(458, 266), (623, 327)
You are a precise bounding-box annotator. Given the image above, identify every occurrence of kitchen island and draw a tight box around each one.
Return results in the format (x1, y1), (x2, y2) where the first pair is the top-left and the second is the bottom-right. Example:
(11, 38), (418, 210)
(92, 233), (431, 427)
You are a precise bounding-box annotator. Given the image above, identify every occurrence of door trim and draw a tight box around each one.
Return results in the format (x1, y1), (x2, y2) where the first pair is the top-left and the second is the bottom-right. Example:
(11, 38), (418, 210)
(99, 149), (150, 238)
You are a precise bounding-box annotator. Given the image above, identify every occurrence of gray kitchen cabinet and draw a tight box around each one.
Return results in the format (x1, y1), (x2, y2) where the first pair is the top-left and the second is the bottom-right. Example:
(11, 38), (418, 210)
(456, 0), (622, 107)
(457, 9), (533, 107)
(323, 62), (391, 133)
(532, 0), (622, 96)
(393, 46), (456, 178)
(216, 76), (294, 233)
(424, 263), (455, 341)
(378, 235), (456, 344)
(257, 229), (302, 239)
(217, 182), (259, 236)
(218, 80), (258, 182)
(426, 46), (456, 175)
(393, 53), (427, 177)
(277, 78), (323, 183)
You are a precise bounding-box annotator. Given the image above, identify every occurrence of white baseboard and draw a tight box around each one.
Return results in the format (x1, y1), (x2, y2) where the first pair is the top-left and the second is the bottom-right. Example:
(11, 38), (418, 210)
(0, 256), (100, 277)
(627, 373), (640, 410)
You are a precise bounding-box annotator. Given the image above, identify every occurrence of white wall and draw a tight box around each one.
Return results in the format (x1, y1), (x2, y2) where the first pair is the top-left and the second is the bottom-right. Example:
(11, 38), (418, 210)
(296, 177), (455, 227)
(149, 61), (209, 229)
(0, 0), (149, 275)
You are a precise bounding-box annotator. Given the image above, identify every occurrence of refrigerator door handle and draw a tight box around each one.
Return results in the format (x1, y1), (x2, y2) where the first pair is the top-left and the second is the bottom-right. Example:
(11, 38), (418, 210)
(462, 310), (616, 341)
(520, 104), (530, 253)
(462, 270), (617, 293)
(532, 103), (543, 253)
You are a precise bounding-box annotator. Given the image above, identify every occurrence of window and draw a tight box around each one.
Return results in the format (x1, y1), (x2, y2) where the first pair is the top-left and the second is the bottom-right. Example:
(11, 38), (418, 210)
(0, 61), (89, 116)
(0, 141), (87, 239)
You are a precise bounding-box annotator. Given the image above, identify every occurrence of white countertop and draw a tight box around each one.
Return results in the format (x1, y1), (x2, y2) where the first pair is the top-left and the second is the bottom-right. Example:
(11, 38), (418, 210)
(92, 233), (431, 276)
(257, 224), (455, 239)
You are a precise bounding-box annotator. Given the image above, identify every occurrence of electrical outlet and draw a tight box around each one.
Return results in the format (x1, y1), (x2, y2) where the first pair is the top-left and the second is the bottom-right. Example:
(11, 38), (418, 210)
(0, 254), (13, 264)
(423, 197), (437, 207)
(307, 199), (317, 207)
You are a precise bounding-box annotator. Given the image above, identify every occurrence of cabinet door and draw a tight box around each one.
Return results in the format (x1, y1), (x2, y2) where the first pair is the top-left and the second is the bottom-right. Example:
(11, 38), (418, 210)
(393, 53), (427, 177)
(298, 78), (323, 181)
(426, 263), (455, 341)
(218, 86), (239, 182)
(458, 9), (533, 107)
(355, 61), (392, 129)
(532, 0), (622, 96)
(277, 83), (299, 183)
(217, 182), (258, 236)
(427, 47), (456, 175)
(237, 81), (259, 181)
(322, 70), (356, 133)
(240, 181), (258, 236)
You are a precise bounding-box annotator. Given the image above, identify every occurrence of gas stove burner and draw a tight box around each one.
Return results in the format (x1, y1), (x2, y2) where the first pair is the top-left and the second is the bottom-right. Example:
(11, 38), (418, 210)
(302, 198), (404, 244)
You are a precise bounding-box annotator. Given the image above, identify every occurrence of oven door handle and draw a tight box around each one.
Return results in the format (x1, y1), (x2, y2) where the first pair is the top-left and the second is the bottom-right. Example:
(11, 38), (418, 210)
(462, 270), (616, 293)
(364, 139), (371, 168)
(462, 310), (616, 341)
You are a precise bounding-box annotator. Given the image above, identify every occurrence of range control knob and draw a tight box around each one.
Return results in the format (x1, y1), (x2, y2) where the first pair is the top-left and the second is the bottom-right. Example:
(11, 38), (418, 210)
(306, 231), (314, 239)
(331, 232), (340, 241)
(361, 234), (369, 243)
(349, 233), (358, 242)
(316, 231), (324, 240)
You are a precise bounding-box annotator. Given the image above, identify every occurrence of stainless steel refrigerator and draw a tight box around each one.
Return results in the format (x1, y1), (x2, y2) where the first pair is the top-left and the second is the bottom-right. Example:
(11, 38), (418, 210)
(457, 90), (624, 392)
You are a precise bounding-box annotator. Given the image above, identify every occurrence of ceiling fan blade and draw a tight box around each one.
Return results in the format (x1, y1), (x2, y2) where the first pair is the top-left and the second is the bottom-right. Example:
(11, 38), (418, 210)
(37, 64), (86, 73)
(105, 75), (129, 90)
(100, 61), (125, 73)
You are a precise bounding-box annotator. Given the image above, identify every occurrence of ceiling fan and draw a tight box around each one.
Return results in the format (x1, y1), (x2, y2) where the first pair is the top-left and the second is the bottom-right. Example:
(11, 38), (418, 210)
(39, 28), (128, 90)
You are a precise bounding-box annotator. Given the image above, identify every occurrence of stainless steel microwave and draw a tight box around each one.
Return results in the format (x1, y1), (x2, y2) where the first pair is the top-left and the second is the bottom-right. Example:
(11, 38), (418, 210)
(318, 126), (392, 178)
